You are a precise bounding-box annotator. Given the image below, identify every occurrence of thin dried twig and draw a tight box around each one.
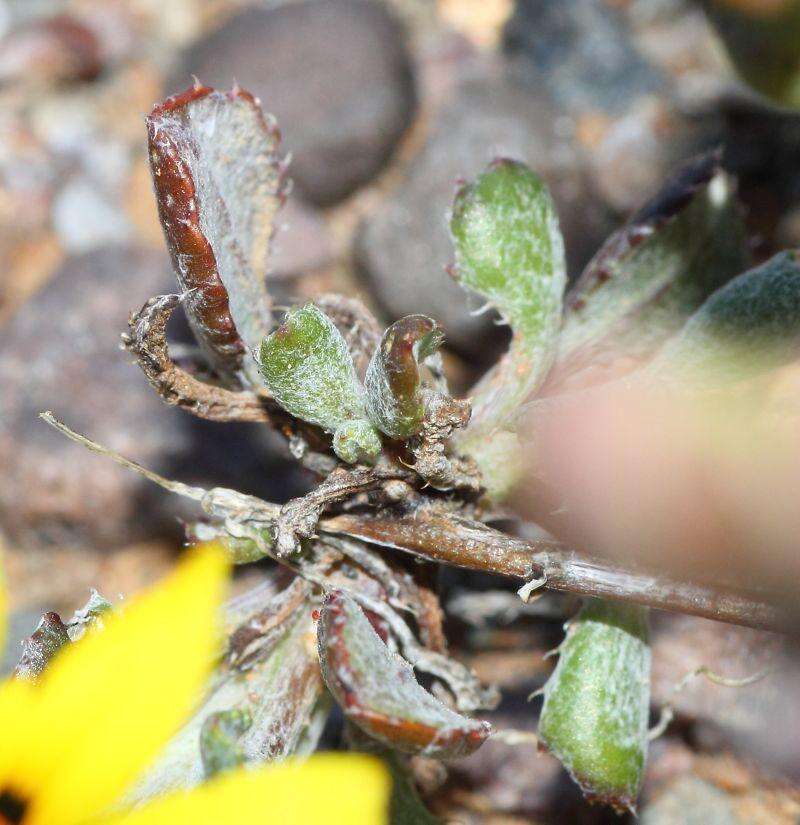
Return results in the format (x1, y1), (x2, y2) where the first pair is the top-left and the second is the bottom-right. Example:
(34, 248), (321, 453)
(39, 412), (280, 525)
(41, 413), (792, 633)
(321, 508), (792, 633)
(273, 466), (388, 557)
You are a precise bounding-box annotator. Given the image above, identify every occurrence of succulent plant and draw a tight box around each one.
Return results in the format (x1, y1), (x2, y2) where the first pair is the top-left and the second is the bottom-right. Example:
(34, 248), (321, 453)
(537, 600), (651, 813)
(38, 83), (800, 817)
(701, 0), (800, 110)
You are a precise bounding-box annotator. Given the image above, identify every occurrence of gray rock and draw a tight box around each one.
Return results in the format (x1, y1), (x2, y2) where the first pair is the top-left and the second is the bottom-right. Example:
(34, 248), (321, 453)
(52, 177), (132, 252)
(503, 0), (663, 117)
(169, 0), (417, 206)
(0, 244), (303, 550)
(502, 0), (704, 215)
(641, 776), (741, 825)
(355, 70), (614, 356)
(269, 195), (333, 280)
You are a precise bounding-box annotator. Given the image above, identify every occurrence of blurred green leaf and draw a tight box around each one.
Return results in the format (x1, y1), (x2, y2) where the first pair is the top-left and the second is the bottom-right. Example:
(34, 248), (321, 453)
(649, 249), (800, 386)
(548, 154), (750, 392)
(386, 752), (441, 825)
(702, 0), (800, 109)
(200, 708), (252, 778)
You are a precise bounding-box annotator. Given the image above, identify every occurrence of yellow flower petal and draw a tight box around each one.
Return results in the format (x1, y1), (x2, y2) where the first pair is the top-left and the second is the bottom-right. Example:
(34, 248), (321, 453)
(24, 545), (228, 825)
(106, 754), (391, 825)
(0, 677), (40, 799)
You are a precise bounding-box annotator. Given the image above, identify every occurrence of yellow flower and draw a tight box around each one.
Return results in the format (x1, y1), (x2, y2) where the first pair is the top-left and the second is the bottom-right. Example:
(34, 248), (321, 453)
(0, 545), (389, 825)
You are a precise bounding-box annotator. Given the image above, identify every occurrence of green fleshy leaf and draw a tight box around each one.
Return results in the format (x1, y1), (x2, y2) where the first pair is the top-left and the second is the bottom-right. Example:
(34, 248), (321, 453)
(200, 708), (252, 778)
(701, 0), (800, 109)
(548, 154), (750, 392)
(186, 522), (272, 564)
(257, 303), (382, 463)
(365, 315), (444, 439)
(449, 158), (567, 435)
(538, 599), (650, 814)
(258, 303), (363, 425)
(332, 419), (383, 464)
(648, 250), (800, 386)
(386, 753), (441, 825)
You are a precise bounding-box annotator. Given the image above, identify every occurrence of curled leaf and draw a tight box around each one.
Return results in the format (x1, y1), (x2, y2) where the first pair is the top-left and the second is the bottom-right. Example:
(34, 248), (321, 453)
(317, 590), (491, 758)
(449, 158), (567, 435)
(258, 304), (381, 463)
(648, 250), (800, 386)
(147, 84), (284, 386)
(365, 315), (444, 439)
(547, 153), (749, 392)
(538, 599), (651, 814)
(123, 293), (273, 423)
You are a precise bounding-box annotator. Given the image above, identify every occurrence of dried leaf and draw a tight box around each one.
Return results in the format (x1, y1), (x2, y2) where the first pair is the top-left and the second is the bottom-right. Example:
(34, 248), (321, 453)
(148, 84), (284, 386)
(273, 465), (386, 557)
(407, 394), (478, 492)
(257, 303), (381, 463)
(317, 590), (491, 758)
(365, 315), (444, 439)
(123, 294), (273, 422)
(538, 599), (651, 814)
